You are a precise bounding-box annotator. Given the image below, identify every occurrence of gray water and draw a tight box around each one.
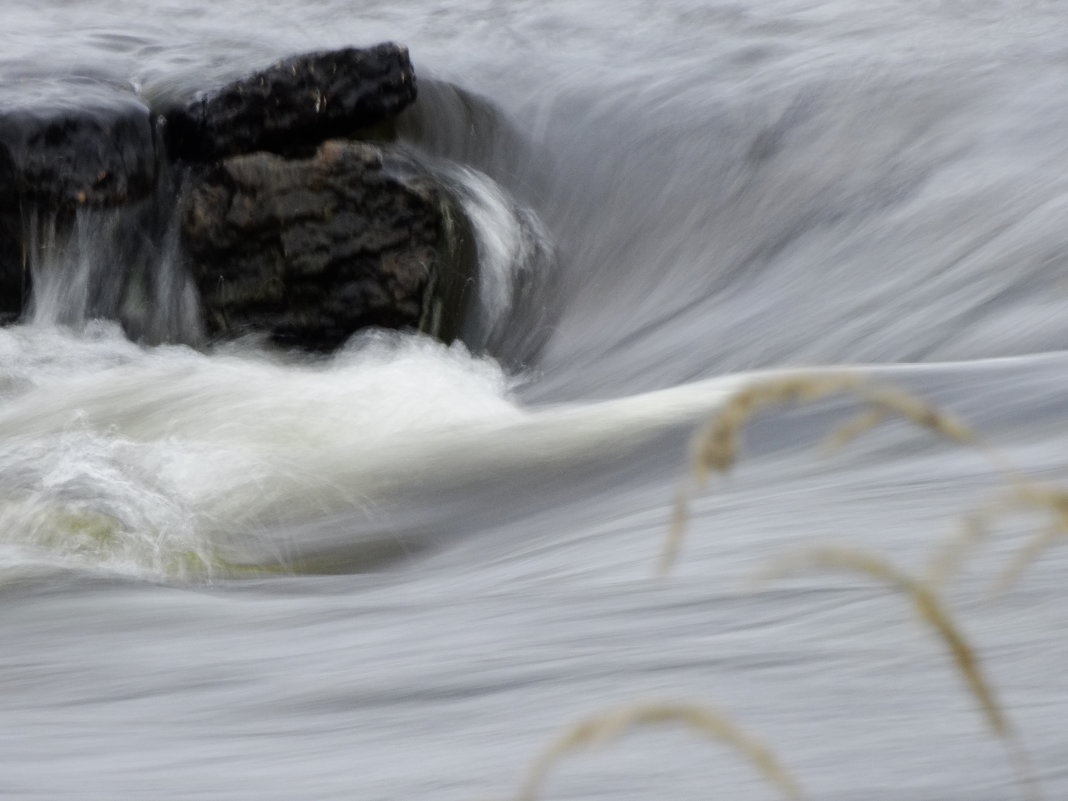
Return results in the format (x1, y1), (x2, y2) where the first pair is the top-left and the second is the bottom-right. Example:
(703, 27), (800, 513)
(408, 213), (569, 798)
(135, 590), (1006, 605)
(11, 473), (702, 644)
(3, 1), (1068, 798)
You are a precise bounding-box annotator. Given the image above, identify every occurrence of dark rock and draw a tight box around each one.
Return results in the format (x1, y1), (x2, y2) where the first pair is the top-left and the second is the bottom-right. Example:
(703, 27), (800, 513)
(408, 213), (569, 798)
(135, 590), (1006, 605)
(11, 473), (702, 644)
(165, 44), (417, 162)
(0, 79), (156, 208)
(0, 210), (25, 320)
(0, 77), (157, 319)
(181, 139), (474, 350)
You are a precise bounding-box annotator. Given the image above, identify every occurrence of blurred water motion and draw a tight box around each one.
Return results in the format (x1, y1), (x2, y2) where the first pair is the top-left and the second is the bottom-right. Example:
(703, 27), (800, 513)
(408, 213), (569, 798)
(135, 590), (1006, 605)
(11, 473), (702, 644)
(3, 1), (1068, 799)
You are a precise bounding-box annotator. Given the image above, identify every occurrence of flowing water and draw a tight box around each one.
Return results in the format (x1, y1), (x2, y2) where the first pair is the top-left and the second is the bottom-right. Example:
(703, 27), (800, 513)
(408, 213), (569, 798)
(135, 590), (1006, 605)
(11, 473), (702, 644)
(4, 1), (1068, 798)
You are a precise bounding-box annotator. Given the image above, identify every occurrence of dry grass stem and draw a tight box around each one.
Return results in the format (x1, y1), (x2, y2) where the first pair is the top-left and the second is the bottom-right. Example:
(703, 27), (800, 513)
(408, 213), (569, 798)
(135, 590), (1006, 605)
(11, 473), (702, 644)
(750, 544), (1044, 799)
(516, 701), (804, 801)
(659, 486), (695, 576)
(910, 582), (1009, 736)
(927, 483), (1068, 595)
(993, 485), (1068, 597)
(689, 375), (861, 485)
(993, 522), (1065, 599)
(750, 545), (1009, 738)
(650, 374), (1051, 796)
(662, 374), (976, 574)
(821, 408), (887, 455)
(849, 384), (975, 446)
(749, 543), (906, 590)
(925, 513), (990, 587)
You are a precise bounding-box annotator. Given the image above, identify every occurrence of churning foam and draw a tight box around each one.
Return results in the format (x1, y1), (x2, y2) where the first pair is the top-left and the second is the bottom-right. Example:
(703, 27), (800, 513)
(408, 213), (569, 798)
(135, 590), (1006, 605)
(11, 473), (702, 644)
(0, 326), (522, 579)
(0, 322), (762, 581)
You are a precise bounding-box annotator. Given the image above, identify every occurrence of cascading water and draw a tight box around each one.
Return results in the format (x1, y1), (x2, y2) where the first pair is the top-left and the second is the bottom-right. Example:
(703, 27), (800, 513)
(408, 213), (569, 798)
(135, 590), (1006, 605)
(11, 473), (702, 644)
(3, 2), (1068, 800)
(22, 167), (203, 344)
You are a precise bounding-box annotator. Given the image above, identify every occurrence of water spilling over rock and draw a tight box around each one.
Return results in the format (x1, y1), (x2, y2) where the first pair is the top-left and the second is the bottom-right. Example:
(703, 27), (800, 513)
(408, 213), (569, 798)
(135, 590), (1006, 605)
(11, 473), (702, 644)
(0, 44), (483, 351)
(183, 139), (470, 349)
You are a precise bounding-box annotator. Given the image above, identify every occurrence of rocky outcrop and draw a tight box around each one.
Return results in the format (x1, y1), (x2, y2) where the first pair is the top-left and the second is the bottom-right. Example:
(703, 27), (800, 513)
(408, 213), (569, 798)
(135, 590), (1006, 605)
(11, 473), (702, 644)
(0, 44), (486, 352)
(182, 139), (472, 350)
(0, 82), (156, 208)
(0, 79), (157, 320)
(164, 44), (416, 161)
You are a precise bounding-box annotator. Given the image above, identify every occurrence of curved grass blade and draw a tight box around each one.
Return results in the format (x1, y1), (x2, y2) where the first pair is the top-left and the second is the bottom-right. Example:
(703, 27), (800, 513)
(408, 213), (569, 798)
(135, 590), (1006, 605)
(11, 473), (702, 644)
(751, 544), (1040, 799)
(516, 701), (804, 801)
(661, 374), (977, 574)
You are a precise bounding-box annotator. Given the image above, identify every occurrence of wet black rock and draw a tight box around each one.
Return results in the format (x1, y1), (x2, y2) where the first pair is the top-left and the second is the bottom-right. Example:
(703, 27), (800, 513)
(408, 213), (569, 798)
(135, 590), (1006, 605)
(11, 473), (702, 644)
(0, 211), (24, 321)
(0, 79), (157, 318)
(165, 43), (417, 161)
(182, 139), (473, 350)
(0, 48), (474, 346)
(0, 80), (156, 208)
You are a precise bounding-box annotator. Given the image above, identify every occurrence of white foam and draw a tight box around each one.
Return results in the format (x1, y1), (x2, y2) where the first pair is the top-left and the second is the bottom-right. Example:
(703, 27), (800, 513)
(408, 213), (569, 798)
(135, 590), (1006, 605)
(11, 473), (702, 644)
(0, 328), (522, 578)
(437, 164), (554, 355)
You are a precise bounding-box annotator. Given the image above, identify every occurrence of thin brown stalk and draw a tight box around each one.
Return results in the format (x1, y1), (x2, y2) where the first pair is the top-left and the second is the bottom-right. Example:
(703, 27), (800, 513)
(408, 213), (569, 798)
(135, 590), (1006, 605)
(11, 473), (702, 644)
(992, 522), (1065, 599)
(925, 513), (990, 587)
(751, 544), (1007, 737)
(928, 482), (1068, 594)
(910, 582), (1009, 737)
(662, 374), (976, 574)
(689, 375), (861, 485)
(850, 385), (975, 446)
(515, 701), (803, 801)
(659, 484), (696, 577)
(751, 544), (1041, 799)
(821, 408), (887, 455)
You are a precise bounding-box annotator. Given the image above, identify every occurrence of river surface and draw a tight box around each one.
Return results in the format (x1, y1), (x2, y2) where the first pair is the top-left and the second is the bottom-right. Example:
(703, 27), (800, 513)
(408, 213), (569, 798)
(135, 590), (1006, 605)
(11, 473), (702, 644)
(3, 2), (1068, 799)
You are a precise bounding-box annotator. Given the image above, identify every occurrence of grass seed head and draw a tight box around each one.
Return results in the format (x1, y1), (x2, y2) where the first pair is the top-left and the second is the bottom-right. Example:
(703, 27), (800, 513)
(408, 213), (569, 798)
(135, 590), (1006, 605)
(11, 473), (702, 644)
(852, 385), (976, 446)
(663, 374), (974, 574)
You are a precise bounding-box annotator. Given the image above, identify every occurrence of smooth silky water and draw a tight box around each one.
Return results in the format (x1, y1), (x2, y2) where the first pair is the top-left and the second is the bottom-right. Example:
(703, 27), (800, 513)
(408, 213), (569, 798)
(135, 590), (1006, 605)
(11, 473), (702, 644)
(3, 2), (1068, 798)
